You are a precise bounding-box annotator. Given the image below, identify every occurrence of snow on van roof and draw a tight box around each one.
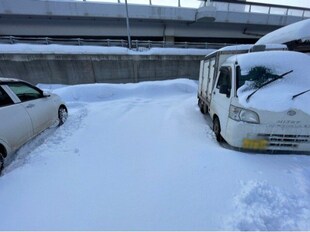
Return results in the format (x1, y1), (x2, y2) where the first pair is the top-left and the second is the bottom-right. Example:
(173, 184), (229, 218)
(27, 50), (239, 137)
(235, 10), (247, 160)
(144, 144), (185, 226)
(217, 44), (287, 52)
(205, 44), (287, 58)
(205, 45), (252, 58)
(228, 51), (310, 115)
(206, 44), (287, 57)
(218, 44), (253, 52)
(256, 19), (310, 45)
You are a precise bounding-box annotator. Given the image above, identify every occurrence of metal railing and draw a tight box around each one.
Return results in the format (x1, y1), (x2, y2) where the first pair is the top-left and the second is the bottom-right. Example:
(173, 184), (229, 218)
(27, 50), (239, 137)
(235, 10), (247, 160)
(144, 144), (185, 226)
(211, 0), (310, 18)
(0, 36), (232, 49)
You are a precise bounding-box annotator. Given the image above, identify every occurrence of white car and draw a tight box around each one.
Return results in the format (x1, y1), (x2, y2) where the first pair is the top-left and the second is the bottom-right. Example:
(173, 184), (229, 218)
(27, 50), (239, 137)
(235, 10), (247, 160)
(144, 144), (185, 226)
(0, 78), (68, 174)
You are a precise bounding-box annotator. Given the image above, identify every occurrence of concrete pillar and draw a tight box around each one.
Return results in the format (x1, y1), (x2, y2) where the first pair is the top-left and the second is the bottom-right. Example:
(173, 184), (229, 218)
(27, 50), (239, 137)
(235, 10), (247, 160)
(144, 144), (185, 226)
(164, 26), (175, 44)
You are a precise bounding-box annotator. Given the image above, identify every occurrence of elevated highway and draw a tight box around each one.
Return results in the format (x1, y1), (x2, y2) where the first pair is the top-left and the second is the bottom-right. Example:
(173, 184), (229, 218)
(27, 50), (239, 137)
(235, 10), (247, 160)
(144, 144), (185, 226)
(0, 0), (309, 43)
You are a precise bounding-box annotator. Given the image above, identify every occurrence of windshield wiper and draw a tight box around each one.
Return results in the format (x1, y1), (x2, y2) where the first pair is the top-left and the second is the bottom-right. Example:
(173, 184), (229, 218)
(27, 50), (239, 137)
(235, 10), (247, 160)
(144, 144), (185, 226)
(246, 70), (293, 102)
(292, 89), (310, 100)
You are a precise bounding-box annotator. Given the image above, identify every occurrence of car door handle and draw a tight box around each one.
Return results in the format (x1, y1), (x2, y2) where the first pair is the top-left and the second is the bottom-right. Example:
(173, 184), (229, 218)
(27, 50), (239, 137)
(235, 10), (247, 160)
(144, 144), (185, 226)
(213, 91), (216, 95)
(26, 103), (35, 109)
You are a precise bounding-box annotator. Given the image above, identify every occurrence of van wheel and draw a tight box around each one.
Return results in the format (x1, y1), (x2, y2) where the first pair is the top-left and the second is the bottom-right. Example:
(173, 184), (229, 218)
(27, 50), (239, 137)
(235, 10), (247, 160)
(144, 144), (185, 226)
(0, 152), (4, 175)
(58, 105), (68, 126)
(199, 100), (208, 114)
(213, 117), (224, 143)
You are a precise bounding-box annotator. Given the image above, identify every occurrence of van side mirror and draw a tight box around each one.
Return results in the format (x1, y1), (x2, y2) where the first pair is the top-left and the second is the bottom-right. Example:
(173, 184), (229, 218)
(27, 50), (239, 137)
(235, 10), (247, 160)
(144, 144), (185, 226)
(219, 85), (230, 98)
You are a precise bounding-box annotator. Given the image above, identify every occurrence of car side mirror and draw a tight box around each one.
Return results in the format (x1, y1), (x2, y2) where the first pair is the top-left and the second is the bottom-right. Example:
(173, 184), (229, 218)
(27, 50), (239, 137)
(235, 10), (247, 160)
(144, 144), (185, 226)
(219, 85), (230, 98)
(43, 91), (51, 98)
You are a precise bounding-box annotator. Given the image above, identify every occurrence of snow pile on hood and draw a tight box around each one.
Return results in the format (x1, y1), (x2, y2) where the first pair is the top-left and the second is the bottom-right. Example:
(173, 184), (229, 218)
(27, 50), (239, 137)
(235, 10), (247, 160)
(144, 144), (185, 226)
(51, 78), (197, 102)
(230, 51), (310, 114)
(256, 19), (310, 45)
(0, 44), (214, 56)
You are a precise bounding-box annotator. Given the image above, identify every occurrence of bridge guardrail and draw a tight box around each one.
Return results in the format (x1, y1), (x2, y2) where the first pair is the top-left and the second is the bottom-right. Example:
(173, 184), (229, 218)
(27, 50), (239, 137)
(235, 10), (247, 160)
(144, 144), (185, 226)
(211, 1), (310, 18)
(0, 36), (232, 50)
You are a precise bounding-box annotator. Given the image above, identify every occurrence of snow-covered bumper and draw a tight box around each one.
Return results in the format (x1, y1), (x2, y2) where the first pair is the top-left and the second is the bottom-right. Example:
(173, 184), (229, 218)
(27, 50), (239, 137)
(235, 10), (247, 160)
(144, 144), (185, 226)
(224, 119), (310, 152)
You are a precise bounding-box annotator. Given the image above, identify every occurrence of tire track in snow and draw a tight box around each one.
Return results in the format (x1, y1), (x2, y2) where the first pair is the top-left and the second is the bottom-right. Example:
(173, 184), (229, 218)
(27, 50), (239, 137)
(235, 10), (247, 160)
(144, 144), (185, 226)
(3, 102), (88, 175)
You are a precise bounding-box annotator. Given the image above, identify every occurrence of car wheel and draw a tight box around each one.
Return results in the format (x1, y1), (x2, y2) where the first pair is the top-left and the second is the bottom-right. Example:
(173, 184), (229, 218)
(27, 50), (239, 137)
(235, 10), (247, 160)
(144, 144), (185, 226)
(58, 105), (68, 126)
(213, 117), (224, 143)
(0, 153), (4, 175)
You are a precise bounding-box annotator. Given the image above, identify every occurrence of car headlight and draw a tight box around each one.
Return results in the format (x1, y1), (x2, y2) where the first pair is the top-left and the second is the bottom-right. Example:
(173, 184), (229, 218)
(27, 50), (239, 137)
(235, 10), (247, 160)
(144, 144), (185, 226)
(229, 105), (260, 124)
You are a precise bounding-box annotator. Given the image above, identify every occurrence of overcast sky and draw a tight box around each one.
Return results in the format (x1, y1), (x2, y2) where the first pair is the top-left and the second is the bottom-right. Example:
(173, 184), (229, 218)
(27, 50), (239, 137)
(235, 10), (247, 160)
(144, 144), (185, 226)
(91, 0), (310, 8)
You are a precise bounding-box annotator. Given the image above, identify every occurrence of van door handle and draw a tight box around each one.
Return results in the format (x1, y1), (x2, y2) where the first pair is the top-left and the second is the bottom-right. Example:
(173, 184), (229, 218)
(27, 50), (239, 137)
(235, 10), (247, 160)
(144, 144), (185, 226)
(26, 103), (35, 109)
(213, 91), (216, 95)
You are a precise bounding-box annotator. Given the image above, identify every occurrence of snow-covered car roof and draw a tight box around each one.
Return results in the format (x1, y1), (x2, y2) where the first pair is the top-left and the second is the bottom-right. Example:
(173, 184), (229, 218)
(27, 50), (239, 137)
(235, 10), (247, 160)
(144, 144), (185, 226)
(256, 19), (310, 45)
(0, 77), (21, 83)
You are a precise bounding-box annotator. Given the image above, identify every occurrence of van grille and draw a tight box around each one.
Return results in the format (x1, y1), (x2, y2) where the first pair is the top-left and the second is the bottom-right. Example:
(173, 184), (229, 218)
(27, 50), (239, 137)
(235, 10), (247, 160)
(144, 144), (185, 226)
(258, 134), (310, 148)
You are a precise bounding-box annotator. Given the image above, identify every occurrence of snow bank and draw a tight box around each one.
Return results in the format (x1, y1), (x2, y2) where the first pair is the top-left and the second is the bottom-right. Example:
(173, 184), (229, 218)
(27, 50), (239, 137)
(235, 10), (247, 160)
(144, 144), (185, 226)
(0, 44), (214, 56)
(256, 19), (310, 45)
(52, 79), (198, 102)
(231, 51), (310, 114)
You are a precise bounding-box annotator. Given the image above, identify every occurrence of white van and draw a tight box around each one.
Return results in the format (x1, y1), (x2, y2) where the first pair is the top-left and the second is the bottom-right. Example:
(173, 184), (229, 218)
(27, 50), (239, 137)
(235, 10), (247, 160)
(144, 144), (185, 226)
(198, 46), (310, 152)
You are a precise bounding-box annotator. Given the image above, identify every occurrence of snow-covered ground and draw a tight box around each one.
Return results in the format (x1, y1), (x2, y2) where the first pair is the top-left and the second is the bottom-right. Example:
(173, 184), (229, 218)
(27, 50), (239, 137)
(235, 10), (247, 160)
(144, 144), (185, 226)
(0, 79), (310, 230)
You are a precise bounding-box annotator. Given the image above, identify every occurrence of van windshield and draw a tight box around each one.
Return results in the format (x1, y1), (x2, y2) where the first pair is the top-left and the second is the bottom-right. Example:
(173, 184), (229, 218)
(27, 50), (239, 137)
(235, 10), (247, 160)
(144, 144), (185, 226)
(236, 66), (280, 90)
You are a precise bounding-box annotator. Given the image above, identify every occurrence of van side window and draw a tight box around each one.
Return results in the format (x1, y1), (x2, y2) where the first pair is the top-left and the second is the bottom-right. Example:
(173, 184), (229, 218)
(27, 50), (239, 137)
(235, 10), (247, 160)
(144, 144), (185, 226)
(216, 67), (232, 97)
(0, 87), (14, 107)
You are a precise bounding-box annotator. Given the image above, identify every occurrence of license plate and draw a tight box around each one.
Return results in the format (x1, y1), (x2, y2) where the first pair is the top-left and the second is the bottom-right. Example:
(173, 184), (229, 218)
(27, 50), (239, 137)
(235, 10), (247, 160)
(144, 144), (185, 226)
(243, 139), (268, 150)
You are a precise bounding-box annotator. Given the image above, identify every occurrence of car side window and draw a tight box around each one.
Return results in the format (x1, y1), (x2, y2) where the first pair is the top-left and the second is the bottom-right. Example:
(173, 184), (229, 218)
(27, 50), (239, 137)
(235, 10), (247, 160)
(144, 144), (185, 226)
(7, 82), (43, 102)
(0, 87), (14, 107)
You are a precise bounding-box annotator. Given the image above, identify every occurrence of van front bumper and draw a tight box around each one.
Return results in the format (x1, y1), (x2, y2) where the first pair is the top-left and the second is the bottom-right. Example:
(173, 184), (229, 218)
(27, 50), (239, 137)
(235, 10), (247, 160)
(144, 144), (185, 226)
(224, 120), (310, 152)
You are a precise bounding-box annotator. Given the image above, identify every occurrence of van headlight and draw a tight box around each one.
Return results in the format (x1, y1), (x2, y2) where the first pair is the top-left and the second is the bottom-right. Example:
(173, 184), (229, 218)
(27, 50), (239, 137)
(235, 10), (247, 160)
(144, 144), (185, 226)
(229, 105), (260, 124)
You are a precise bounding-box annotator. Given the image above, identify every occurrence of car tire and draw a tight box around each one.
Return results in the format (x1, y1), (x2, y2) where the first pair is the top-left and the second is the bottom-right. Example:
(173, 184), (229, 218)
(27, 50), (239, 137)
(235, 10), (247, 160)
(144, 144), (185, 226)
(213, 117), (224, 143)
(0, 152), (4, 176)
(58, 105), (68, 126)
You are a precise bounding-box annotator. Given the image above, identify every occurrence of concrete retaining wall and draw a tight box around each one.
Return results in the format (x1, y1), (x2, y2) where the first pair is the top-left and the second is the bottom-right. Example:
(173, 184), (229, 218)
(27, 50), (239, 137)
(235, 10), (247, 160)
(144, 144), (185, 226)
(0, 54), (204, 84)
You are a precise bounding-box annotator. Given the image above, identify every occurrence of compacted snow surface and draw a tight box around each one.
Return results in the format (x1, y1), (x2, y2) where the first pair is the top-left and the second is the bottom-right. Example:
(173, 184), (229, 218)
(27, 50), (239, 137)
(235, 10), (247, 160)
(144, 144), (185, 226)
(1, 79), (310, 230)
